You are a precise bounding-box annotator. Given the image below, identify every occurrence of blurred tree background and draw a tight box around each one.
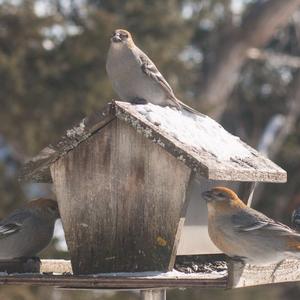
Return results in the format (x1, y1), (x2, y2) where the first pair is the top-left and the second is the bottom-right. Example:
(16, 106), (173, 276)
(1, 0), (300, 299)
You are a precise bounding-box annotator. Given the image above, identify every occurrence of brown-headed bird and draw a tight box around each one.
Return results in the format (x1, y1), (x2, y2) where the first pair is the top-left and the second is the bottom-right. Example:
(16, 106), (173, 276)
(106, 29), (203, 116)
(0, 198), (60, 259)
(202, 187), (300, 265)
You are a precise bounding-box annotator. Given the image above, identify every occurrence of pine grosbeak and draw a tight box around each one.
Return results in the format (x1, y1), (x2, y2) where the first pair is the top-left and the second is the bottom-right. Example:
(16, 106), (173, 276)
(0, 198), (60, 259)
(106, 29), (203, 116)
(202, 187), (300, 265)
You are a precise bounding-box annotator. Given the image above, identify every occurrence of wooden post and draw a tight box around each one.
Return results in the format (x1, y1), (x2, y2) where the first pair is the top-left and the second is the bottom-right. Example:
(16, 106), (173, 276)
(51, 119), (191, 274)
(140, 289), (166, 300)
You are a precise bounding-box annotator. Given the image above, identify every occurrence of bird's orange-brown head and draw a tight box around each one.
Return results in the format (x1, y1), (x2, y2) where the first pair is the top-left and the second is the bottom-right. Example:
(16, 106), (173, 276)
(202, 187), (246, 211)
(110, 29), (134, 47)
(27, 198), (60, 219)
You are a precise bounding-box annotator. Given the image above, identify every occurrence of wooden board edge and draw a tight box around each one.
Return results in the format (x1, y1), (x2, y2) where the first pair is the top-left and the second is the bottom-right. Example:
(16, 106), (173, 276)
(227, 259), (300, 288)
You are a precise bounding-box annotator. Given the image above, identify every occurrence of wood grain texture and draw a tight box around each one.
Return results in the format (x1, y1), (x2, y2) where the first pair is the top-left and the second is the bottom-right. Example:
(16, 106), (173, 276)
(228, 259), (300, 288)
(51, 119), (191, 274)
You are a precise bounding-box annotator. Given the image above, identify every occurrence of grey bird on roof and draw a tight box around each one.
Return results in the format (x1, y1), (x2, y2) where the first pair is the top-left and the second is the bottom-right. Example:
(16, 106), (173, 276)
(106, 29), (204, 116)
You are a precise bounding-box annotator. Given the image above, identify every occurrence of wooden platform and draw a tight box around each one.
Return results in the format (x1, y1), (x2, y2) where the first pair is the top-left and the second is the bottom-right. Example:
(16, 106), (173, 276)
(0, 258), (227, 289)
(0, 272), (226, 289)
(0, 256), (300, 289)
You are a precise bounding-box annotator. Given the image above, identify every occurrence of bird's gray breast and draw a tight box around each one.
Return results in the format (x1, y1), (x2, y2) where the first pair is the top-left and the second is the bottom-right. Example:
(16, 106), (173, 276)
(106, 46), (166, 104)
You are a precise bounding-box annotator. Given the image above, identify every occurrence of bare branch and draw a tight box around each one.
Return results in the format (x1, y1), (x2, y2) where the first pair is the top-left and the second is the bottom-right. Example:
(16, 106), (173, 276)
(199, 0), (300, 118)
(247, 48), (300, 68)
(268, 72), (300, 160)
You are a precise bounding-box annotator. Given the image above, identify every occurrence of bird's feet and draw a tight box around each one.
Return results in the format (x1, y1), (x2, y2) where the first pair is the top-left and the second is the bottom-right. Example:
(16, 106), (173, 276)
(19, 256), (41, 264)
(230, 256), (246, 264)
(131, 98), (148, 105)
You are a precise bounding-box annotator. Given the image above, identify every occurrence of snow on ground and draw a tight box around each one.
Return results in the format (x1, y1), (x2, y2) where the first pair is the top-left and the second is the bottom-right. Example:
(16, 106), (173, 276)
(135, 104), (251, 161)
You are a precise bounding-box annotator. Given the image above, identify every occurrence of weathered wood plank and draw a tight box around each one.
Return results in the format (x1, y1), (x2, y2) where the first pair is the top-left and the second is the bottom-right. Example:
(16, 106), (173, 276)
(0, 274), (227, 289)
(114, 102), (287, 182)
(20, 104), (115, 182)
(0, 258), (227, 289)
(1, 258), (300, 289)
(51, 118), (191, 274)
(169, 172), (197, 267)
(228, 259), (300, 288)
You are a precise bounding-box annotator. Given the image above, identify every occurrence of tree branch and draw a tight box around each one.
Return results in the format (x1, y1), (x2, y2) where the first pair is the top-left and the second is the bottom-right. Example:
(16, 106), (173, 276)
(199, 0), (300, 118)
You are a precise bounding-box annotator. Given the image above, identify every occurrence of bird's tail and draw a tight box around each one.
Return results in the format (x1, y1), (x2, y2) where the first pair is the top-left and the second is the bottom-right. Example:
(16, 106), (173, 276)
(177, 99), (206, 117)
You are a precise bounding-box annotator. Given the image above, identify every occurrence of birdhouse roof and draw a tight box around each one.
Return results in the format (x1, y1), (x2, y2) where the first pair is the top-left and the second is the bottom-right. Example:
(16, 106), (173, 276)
(20, 101), (287, 183)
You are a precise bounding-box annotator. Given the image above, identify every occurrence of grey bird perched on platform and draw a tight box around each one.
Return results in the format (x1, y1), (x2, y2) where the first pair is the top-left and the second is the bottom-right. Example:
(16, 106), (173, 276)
(0, 198), (60, 259)
(106, 29), (204, 116)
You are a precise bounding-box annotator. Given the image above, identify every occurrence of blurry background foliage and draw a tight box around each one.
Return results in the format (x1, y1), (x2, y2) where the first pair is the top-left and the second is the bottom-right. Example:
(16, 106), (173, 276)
(1, 0), (300, 299)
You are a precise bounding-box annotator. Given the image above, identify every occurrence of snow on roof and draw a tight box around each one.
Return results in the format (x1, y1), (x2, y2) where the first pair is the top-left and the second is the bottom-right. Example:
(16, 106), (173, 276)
(20, 101), (287, 183)
(135, 104), (250, 162)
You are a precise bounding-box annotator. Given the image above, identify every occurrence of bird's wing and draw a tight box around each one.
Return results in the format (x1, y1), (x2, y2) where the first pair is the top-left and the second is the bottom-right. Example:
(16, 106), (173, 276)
(0, 222), (22, 239)
(135, 48), (206, 116)
(135, 48), (180, 104)
(0, 209), (32, 239)
(232, 208), (295, 234)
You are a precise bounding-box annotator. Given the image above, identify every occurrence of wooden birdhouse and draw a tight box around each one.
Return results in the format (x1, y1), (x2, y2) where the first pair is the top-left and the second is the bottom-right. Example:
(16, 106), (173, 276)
(21, 101), (286, 275)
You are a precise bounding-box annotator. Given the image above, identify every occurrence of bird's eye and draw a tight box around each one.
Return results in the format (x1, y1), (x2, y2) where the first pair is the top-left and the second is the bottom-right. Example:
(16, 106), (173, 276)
(48, 205), (58, 213)
(217, 192), (224, 197)
(121, 33), (128, 38)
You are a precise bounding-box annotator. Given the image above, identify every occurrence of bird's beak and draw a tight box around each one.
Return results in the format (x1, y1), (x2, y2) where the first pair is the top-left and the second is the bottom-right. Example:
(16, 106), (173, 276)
(202, 190), (213, 202)
(111, 32), (122, 43)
